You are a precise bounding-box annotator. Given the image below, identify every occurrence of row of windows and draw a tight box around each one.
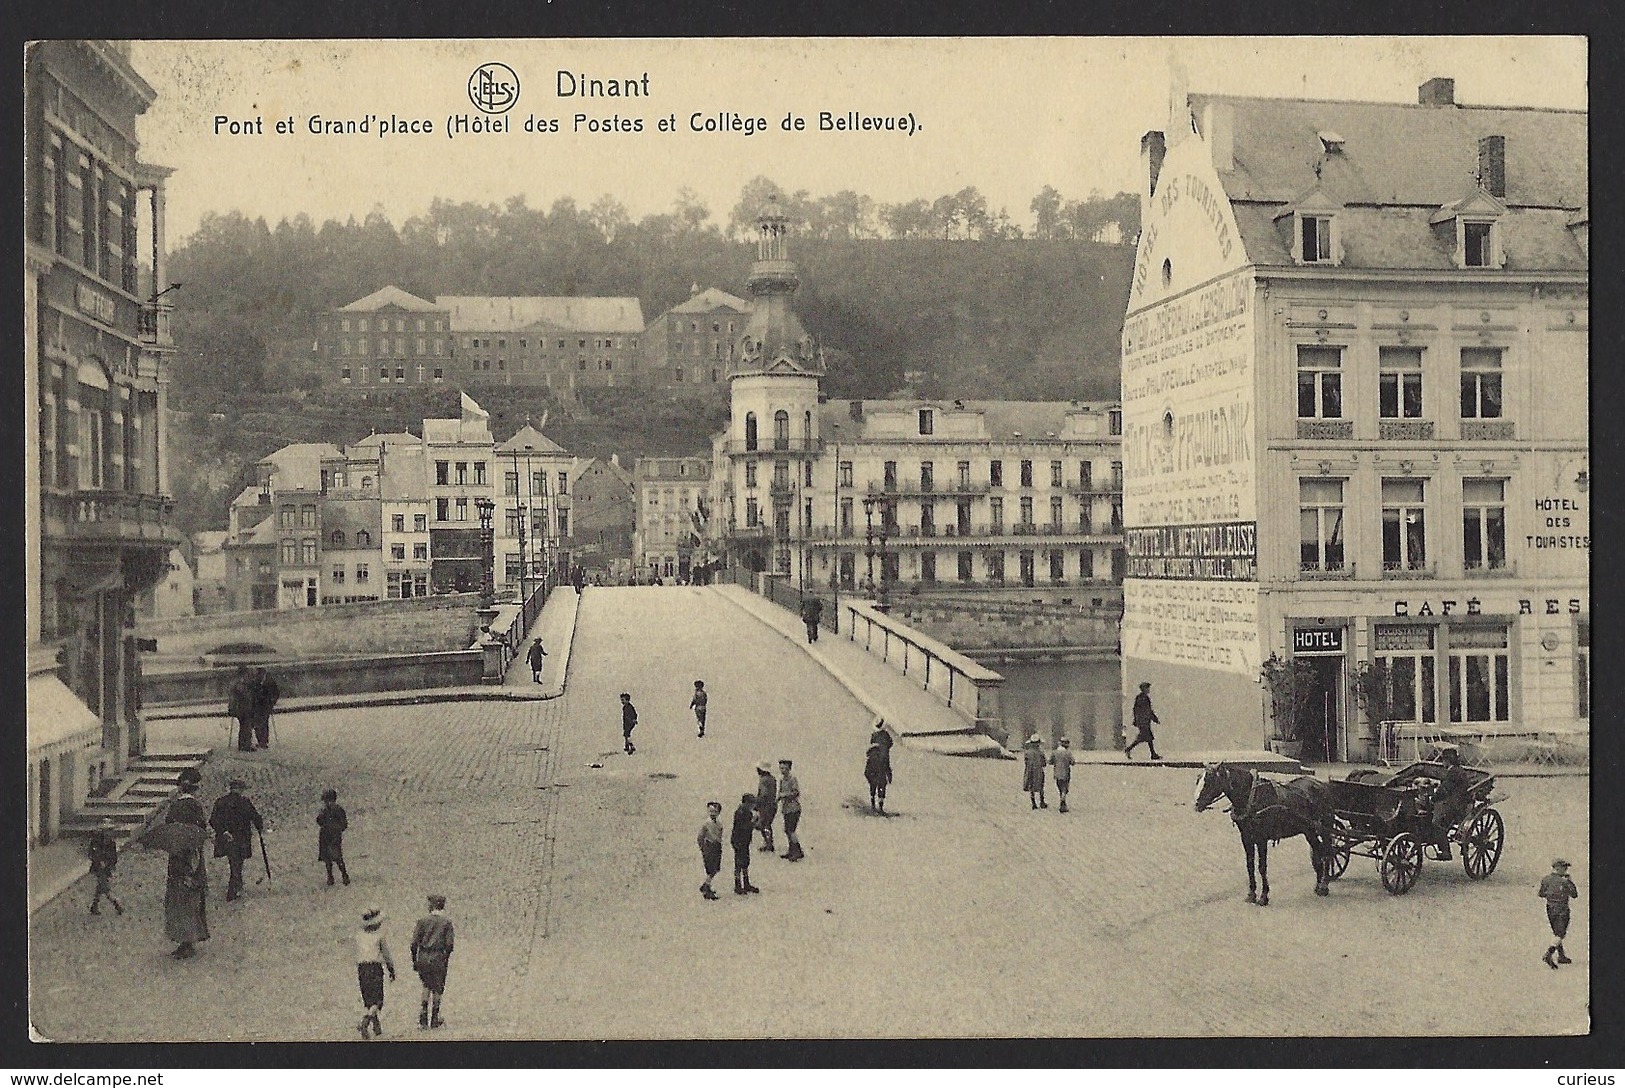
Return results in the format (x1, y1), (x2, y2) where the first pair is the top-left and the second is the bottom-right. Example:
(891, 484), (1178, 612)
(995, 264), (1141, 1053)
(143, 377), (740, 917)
(326, 529), (373, 547)
(913, 407), (1123, 438)
(1299, 477), (1510, 574)
(340, 317), (446, 334)
(339, 338), (445, 357)
(389, 514), (430, 532)
(38, 374), (155, 494)
(466, 336), (636, 352)
(739, 495), (1124, 534)
(387, 543), (430, 561)
(327, 564), (371, 584)
(671, 366), (724, 383)
(341, 365), (442, 383)
(673, 340), (734, 359)
(1297, 345), (1505, 421)
(1293, 213), (1501, 269)
(434, 461), (489, 486)
(386, 571), (432, 599)
(680, 319), (739, 335)
(39, 130), (141, 294)
(811, 548), (1122, 586)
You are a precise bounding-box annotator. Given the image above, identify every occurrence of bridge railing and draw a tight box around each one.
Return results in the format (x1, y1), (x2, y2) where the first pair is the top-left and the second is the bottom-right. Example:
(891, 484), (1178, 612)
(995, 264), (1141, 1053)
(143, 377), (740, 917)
(476, 575), (558, 681)
(840, 598), (1004, 736)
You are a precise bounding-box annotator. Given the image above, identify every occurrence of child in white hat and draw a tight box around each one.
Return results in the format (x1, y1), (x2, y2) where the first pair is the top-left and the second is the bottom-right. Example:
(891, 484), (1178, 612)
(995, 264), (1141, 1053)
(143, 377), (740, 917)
(355, 906), (396, 1038)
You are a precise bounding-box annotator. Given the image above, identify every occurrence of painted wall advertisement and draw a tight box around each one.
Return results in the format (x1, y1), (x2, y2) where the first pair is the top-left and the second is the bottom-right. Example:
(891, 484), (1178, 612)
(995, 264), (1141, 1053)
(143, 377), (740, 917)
(1122, 579), (1261, 676)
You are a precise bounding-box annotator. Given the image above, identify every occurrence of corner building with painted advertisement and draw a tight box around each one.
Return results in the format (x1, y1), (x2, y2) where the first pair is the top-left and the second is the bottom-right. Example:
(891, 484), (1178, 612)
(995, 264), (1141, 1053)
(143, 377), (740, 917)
(1120, 77), (1587, 760)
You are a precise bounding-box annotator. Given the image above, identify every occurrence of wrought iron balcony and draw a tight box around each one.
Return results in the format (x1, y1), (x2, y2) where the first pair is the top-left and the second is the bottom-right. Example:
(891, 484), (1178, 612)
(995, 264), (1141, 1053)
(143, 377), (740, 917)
(42, 490), (178, 544)
(726, 438), (824, 455)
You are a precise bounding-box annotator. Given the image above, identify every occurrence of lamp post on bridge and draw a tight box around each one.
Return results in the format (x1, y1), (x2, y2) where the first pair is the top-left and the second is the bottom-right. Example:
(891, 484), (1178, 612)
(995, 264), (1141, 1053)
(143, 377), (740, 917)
(475, 497), (495, 610)
(862, 493), (892, 613)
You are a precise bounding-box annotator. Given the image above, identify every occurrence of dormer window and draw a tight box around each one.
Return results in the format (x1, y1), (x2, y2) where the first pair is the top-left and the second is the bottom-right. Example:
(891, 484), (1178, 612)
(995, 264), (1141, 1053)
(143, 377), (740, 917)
(1462, 220), (1497, 268)
(1300, 215), (1335, 263)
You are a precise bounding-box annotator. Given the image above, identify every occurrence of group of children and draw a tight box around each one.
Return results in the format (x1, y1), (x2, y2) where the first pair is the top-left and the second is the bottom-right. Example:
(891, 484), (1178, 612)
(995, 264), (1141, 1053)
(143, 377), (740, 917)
(695, 759), (805, 900)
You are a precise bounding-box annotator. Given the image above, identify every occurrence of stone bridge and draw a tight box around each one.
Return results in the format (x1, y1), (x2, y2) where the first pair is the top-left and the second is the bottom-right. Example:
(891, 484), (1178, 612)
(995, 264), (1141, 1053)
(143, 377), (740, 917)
(136, 592), (483, 662)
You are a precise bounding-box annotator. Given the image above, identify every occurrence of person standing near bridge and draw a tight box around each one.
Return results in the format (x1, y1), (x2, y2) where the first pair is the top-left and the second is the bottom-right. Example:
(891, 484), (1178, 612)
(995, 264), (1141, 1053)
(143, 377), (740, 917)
(690, 680), (708, 738)
(620, 692), (639, 755)
(252, 666), (281, 751)
(228, 665), (257, 753)
(801, 597), (823, 643)
(1125, 681), (1162, 760)
(1023, 734), (1048, 810)
(1050, 736), (1075, 813)
(210, 777), (265, 902)
(754, 762), (778, 853)
(731, 794), (761, 895)
(778, 759), (805, 861)
(526, 638), (548, 684)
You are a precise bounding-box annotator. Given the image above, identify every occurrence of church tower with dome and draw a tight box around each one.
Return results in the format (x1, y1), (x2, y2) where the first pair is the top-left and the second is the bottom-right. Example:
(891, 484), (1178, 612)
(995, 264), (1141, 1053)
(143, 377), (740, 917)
(722, 198), (826, 575)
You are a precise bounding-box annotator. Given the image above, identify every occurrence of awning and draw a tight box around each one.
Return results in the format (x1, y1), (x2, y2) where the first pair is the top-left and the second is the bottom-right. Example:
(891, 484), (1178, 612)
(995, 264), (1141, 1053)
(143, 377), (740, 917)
(27, 673), (101, 757)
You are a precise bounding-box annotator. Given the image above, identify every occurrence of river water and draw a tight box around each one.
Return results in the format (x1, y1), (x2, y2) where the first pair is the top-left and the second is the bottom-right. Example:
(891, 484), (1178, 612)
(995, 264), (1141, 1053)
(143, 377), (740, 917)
(993, 658), (1124, 752)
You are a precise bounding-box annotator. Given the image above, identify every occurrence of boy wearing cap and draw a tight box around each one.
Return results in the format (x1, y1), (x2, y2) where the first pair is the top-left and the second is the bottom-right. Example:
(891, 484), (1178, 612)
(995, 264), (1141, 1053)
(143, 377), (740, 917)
(620, 692), (638, 755)
(754, 762), (778, 852)
(355, 906), (396, 1038)
(411, 894), (455, 1028)
(87, 817), (124, 916)
(697, 802), (724, 899)
(1050, 736), (1075, 814)
(317, 788), (350, 886)
(691, 681), (709, 738)
(731, 794), (761, 894)
(1023, 735), (1048, 809)
(1539, 859), (1579, 969)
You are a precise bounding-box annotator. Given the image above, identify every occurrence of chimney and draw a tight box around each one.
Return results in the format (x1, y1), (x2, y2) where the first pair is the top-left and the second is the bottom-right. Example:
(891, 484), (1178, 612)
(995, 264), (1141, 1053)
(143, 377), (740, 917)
(1202, 102), (1234, 172)
(1418, 77), (1455, 107)
(1144, 130), (1170, 224)
(848, 399), (865, 422)
(1478, 135), (1506, 198)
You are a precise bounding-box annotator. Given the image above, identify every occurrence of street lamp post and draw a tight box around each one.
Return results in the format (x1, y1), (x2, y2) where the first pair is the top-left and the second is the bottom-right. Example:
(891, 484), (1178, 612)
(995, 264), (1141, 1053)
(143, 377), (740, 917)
(475, 497), (496, 609)
(862, 494), (892, 611)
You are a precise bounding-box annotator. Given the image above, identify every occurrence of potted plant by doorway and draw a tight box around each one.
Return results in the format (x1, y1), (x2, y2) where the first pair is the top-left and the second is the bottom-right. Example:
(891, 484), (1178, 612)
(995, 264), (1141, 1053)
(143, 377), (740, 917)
(1259, 652), (1316, 760)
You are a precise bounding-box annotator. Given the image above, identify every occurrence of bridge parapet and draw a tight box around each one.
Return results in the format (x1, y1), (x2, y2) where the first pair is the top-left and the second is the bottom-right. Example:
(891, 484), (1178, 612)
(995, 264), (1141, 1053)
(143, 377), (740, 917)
(840, 599), (1005, 738)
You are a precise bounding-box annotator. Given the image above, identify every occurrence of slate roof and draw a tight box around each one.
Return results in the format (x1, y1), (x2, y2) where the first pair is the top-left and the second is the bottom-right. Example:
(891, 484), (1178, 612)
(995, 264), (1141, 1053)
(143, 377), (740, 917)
(1191, 92), (1587, 272)
(668, 287), (751, 315)
(495, 423), (568, 455)
(258, 443), (344, 490)
(339, 286), (442, 312)
(437, 296), (645, 333)
(817, 399), (1119, 442)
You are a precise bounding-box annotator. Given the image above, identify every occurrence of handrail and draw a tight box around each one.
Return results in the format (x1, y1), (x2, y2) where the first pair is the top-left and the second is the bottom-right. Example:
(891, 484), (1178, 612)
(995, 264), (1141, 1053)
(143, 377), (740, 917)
(840, 598), (1003, 732)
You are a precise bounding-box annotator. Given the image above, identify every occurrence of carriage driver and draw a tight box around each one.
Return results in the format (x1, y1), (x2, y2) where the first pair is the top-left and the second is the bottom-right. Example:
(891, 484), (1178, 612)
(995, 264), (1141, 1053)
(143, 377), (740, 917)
(1429, 745), (1475, 858)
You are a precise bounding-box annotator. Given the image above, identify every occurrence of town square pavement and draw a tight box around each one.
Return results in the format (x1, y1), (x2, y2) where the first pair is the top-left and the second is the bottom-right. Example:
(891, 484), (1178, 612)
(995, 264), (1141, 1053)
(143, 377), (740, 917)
(29, 587), (1589, 1041)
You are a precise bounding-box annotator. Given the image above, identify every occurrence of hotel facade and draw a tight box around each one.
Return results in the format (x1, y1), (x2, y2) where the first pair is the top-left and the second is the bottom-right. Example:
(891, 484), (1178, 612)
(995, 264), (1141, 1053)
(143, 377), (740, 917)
(1120, 78), (1588, 759)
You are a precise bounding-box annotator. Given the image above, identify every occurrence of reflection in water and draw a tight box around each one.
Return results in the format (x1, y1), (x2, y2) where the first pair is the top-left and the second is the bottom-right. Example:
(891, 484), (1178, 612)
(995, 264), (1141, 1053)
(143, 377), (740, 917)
(995, 659), (1123, 752)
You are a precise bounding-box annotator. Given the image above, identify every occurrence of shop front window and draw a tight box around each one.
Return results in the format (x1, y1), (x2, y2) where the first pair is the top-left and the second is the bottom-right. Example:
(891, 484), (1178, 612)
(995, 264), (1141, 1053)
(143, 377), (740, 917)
(1447, 626), (1510, 724)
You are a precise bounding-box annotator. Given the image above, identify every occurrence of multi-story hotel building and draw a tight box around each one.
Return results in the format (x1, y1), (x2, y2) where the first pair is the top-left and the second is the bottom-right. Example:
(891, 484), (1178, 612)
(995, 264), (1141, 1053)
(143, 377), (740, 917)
(642, 287), (750, 396)
(1120, 77), (1587, 759)
(26, 41), (180, 844)
(709, 201), (1126, 604)
(633, 457), (713, 581)
(494, 422), (576, 591)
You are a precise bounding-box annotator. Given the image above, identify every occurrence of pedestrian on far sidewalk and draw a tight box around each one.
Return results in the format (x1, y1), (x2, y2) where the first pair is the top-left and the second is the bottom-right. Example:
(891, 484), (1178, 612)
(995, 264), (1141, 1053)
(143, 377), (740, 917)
(355, 906), (396, 1039)
(573, 566), (586, 595)
(87, 817), (124, 916)
(317, 788), (350, 886)
(526, 638), (548, 683)
(697, 801), (724, 899)
(227, 665), (256, 753)
(691, 680), (708, 738)
(754, 762), (778, 853)
(731, 794), (761, 895)
(778, 759), (805, 861)
(1051, 736), (1075, 813)
(1125, 681), (1162, 760)
(865, 741), (892, 814)
(620, 692), (638, 754)
(410, 894), (454, 1028)
(801, 597), (824, 643)
(1539, 858), (1580, 969)
(1022, 734), (1049, 810)
(252, 666), (280, 750)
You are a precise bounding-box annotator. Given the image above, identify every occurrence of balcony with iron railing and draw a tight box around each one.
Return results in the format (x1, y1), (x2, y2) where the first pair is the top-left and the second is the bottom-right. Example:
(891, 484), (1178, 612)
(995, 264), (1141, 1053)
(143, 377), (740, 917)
(42, 489), (179, 544)
(864, 478), (990, 497)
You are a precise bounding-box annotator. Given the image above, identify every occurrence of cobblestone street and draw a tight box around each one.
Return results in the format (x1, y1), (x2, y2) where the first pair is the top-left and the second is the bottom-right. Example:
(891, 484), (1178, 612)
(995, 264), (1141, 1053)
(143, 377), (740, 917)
(29, 587), (1589, 1041)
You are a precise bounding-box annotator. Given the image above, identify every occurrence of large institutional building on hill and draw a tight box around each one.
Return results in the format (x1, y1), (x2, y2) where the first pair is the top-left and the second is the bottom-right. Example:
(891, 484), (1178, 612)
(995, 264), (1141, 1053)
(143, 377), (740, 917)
(704, 201), (1126, 605)
(1120, 77), (1588, 760)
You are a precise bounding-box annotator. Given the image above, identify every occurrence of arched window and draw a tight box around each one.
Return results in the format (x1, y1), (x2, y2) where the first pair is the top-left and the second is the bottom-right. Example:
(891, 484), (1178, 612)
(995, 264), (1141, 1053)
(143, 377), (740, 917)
(744, 412), (758, 451)
(356, 530), (372, 546)
(774, 410), (790, 450)
(329, 529), (347, 547)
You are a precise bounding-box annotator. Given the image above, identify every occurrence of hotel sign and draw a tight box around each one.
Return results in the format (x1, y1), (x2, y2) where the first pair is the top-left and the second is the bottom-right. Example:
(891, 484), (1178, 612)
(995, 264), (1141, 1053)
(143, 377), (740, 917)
(75, 282), (117, 325)
(1292, 627), (1344, 654)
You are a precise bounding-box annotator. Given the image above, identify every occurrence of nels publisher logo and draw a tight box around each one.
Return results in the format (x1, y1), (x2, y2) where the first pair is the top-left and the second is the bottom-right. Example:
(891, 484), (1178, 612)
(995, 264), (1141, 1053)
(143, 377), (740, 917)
(468, 63), (520, 114)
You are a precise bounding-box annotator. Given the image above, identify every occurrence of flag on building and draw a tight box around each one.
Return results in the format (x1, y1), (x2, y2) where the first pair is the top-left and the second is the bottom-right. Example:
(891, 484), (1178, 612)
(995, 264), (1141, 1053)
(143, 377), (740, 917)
(461, 391), (489, 422)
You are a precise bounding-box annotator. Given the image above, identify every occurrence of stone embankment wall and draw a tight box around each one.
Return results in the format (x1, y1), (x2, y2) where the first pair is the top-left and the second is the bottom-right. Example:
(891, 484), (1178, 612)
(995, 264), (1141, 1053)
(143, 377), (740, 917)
(137, 593), (482, 661)
(889, 598), (1120, 654)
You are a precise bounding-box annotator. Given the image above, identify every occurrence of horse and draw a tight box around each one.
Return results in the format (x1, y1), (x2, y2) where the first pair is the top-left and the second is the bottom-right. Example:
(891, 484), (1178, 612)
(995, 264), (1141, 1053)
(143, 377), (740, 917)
(1194, 762), (1335, 906)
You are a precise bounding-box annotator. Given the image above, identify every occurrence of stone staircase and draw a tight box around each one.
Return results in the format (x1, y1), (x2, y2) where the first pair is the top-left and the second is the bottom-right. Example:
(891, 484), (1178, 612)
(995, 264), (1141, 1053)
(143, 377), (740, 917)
(59, 746), (212, 844)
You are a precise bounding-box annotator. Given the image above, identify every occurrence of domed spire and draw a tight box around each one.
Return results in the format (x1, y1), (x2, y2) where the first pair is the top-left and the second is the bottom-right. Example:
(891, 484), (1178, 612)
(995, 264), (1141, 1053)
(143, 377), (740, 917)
(732, 197), (824, 379)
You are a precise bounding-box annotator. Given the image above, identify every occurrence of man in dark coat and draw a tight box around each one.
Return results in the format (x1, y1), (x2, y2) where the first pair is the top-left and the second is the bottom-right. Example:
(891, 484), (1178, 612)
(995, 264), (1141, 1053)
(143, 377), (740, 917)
(252, 667), (281, 750)
(801, 597), (824, 643)
(526, 638), (548, 683)
(227, 666), (256, 752)
(1125, 681), (1162, 760)
(163, 768), (210, 958)
(1429, 745), (1475, 859)
(210, 777), (265, 901)
(731, 794), (760, 895)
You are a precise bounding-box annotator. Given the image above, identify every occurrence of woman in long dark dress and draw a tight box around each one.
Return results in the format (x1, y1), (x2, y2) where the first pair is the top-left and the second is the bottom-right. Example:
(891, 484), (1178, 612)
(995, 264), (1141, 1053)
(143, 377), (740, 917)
(163, 771), (210, 958)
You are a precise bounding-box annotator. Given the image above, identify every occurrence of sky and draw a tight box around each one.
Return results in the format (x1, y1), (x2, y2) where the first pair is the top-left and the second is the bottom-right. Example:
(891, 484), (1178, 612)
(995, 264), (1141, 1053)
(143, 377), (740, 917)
(128, 37), (1588, 247)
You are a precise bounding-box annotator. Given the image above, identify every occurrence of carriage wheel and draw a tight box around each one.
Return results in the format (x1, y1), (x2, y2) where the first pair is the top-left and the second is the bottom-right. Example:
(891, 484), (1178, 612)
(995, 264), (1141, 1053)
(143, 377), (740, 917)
(1325, 842), (1351, 881)
(1461, 808), (1505, 880)
(1379, 834), (1423, 895)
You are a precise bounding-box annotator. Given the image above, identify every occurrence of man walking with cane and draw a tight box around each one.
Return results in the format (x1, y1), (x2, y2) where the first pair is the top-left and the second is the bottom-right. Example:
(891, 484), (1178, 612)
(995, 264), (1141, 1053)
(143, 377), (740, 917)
(209, 777), (265, 901)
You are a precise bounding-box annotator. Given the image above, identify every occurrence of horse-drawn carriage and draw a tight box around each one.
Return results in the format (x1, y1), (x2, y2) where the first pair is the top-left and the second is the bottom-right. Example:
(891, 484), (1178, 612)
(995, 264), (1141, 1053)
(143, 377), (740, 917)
(1322, 759), (1506, 894)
